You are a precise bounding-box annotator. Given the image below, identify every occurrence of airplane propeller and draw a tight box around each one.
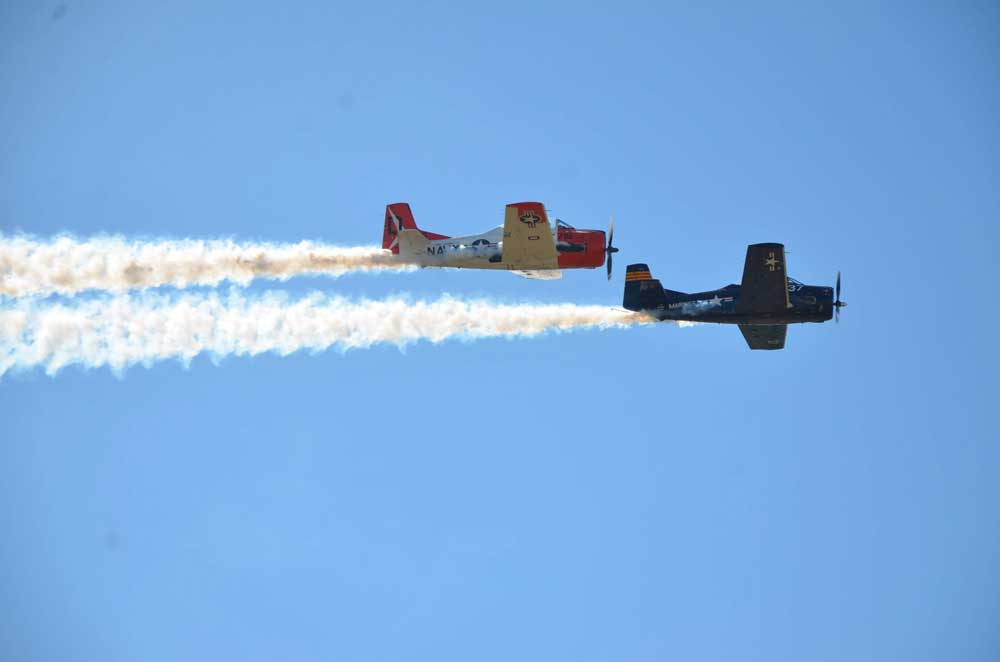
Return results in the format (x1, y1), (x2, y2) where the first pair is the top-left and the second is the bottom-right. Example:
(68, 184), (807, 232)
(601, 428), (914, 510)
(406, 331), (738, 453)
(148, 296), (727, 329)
(834, 271), (847, 322)
(606, 216), (619, 281)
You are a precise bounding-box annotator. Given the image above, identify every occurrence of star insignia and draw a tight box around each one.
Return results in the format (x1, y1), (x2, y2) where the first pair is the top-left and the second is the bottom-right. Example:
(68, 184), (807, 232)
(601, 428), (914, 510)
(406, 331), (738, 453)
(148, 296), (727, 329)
(519, 211), (541, 228)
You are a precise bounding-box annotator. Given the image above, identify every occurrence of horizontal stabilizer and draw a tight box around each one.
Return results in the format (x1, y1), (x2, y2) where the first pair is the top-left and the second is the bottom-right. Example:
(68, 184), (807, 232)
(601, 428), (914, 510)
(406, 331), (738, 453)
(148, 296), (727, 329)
(397, 229), (430, 258)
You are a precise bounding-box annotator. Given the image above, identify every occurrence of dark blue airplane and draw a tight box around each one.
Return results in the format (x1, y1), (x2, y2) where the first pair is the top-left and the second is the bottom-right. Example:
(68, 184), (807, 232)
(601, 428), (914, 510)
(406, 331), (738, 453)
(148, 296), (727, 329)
(623, 243), (846, 350)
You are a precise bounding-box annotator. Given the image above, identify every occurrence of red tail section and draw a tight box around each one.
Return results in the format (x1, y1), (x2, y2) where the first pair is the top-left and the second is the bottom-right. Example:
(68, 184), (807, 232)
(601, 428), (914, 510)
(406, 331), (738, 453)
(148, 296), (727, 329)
(382, 203), (448, 253)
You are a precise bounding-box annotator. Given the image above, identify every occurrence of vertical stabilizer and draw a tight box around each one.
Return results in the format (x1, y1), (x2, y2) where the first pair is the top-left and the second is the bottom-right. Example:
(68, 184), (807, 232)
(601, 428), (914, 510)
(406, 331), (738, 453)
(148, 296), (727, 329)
(382, 203), (418, 254)
(623, 263), (685, 311)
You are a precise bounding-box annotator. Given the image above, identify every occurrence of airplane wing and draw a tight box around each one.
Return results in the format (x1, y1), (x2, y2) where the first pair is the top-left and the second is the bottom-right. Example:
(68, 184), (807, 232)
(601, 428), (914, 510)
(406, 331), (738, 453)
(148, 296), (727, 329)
(513, 269), (563, 280)
(735, 243), (792, 313)
(501, 202), (559, 271)
(739, 324), (787, 350)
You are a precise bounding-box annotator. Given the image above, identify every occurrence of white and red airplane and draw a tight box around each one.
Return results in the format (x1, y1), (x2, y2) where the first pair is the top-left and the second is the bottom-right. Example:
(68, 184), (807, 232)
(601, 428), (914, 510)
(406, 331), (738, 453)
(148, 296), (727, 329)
(381, 201), (618, 280)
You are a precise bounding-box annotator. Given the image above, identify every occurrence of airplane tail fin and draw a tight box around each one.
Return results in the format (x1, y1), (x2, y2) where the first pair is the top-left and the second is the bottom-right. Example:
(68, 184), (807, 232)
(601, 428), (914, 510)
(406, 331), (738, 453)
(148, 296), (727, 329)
(382, 203), (418, 254)
(623, 263), (686, 311)
(382, 203), (449, 254)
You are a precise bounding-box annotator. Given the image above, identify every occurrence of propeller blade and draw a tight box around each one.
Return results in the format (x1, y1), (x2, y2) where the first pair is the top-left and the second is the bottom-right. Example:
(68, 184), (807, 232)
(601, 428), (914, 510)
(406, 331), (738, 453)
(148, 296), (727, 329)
(605, 215), (617, 281)
(833, 271), (845, 322)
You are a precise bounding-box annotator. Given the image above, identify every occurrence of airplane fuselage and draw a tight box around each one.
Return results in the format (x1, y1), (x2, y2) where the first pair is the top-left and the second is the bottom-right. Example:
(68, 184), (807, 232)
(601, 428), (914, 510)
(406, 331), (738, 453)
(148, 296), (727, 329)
(411, 227), (505, 268)
(642, 282), (834, 325)
(399, 226), (607, 271)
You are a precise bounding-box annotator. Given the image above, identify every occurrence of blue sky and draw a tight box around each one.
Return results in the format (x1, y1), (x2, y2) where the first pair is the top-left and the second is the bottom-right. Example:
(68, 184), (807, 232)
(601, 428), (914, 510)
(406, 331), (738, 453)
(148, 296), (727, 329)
(2, 2), (998, 660)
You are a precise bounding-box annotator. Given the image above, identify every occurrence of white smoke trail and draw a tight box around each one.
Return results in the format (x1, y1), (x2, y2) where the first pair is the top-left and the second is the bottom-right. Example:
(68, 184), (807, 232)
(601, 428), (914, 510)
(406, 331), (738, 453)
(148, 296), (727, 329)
(0, 235), (414, 298)
(0, 292), (668, 377)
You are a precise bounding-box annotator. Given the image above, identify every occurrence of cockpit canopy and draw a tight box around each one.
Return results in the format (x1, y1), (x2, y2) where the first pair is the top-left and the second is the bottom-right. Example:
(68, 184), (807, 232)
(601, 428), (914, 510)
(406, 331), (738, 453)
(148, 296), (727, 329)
(556, 219), (575, 229)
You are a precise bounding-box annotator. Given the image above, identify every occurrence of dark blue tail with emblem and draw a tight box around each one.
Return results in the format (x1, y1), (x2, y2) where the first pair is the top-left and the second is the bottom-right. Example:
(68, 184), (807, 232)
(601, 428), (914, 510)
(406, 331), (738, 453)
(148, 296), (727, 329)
(623, 263), (686, 312)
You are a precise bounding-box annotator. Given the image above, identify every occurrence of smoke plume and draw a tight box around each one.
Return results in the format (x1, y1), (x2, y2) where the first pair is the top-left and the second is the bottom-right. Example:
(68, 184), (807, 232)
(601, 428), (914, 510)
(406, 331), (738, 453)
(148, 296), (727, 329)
(1, 235), (414, 298)
(0, 292), (665, 377)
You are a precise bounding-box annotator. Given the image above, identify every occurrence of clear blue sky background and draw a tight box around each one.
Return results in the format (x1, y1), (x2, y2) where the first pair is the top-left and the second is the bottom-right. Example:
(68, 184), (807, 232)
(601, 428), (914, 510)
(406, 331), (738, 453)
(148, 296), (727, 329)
(2, 2), (998, 660)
